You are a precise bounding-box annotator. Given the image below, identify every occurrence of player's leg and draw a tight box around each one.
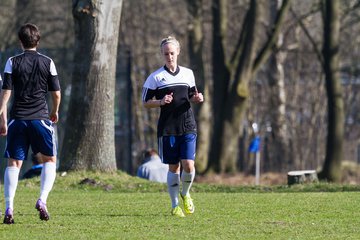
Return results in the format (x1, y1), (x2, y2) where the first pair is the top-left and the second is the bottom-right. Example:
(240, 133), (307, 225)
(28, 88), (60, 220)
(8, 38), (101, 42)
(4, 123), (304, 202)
(30, 120), (57, 221)
(3, 119), (28, 224)
(3, 159), (23, 224)
(180, 133), (197, 214)
(181, 160), (195, 195)
(37, 153), (56, 205)
(160, 136), (184, 217)
(180, 160), (195, 214)
(168, 163), (184, 217)
(34, 154), (56, 221)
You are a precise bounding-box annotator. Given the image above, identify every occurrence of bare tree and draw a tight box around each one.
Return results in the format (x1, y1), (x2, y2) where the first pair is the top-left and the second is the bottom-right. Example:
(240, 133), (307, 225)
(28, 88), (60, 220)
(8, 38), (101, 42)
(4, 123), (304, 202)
(60, 0), (123, 171)
(119, 0), (189, 172)
(318, 0), (344, 181)
(186, 0), (211, 172)
(263, 0), (291, 172)
(207, 0), (292, 173)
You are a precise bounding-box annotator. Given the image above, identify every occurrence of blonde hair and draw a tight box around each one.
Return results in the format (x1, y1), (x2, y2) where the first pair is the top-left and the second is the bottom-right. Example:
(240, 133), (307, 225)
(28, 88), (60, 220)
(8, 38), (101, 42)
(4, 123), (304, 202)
(160, 36), (180, 50)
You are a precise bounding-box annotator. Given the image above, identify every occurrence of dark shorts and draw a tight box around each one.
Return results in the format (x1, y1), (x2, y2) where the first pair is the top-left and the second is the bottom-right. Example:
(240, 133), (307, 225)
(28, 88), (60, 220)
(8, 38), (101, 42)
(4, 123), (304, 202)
(4, 119), (57, 160)
(158, 133), (197, 164)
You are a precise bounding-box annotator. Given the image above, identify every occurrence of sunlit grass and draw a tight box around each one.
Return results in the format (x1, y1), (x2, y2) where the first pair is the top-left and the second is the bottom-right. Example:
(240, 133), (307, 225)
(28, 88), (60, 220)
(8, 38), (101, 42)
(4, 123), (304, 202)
(0, 171), (359, 239)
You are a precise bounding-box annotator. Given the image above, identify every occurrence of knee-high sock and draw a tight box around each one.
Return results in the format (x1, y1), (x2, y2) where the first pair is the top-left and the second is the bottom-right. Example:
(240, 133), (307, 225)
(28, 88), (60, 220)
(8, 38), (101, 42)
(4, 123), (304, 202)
(40, 162), (56, 203)
(181, 170), (195, 197)
(4, 166), (20, 210)
(167, 171), (180, 208)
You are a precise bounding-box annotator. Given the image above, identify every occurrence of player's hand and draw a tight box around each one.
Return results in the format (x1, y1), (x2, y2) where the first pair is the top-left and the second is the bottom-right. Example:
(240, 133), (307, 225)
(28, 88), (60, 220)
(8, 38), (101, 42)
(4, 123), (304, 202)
(161, 92), (173, 105)
(0, 124), (7, 136)
(191, 90), (204, 103)
(49, 111), (59, 123)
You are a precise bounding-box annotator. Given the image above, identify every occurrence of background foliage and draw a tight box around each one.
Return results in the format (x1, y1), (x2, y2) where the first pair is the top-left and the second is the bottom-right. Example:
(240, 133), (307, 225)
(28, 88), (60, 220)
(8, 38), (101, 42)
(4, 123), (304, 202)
(0, 0), (359, 180)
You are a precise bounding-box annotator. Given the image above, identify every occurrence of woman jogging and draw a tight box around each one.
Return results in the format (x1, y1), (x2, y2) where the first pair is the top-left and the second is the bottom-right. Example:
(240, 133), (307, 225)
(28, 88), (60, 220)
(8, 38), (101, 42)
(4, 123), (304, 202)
(142, 36), (203, 217)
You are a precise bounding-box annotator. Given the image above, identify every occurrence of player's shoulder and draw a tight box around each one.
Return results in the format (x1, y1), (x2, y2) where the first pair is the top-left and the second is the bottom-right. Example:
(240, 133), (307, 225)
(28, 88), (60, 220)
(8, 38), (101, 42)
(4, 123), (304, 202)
(179, 66), (194, 80)
(146, 66), (167, 85)
(179, 65), (194, 74)
(36, 52), (54, 63)
(149, 66), (166, 78)
(8, 52), (25, 61)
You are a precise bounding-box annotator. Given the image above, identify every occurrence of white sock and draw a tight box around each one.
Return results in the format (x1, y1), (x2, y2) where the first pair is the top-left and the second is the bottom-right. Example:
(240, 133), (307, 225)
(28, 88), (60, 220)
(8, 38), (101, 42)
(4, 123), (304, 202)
(40, 162), (56, 203)
(4, 166), (20, 210)
(181, 170), (195, 197)
(167, 171), (180, 208)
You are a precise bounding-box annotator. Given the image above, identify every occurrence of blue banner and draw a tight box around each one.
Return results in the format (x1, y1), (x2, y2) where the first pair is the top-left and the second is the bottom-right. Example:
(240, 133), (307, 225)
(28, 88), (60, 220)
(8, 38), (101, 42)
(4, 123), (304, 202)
(249, 136), (261, 153)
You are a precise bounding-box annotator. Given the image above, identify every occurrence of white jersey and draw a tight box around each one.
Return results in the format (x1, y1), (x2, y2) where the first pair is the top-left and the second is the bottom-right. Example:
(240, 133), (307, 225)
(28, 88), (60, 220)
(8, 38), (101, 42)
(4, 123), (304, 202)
(142, 65), (197, 137)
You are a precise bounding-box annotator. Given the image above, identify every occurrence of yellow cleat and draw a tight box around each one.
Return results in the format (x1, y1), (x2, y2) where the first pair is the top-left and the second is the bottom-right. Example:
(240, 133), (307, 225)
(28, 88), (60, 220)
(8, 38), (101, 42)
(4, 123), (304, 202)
(171, 206), (185, 217)
(181, 194), (195, 214)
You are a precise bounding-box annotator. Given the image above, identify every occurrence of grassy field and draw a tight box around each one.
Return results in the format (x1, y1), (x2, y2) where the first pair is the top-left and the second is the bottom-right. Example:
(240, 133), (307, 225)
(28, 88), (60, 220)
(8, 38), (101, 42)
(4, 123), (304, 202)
(0, 171), (359, 239)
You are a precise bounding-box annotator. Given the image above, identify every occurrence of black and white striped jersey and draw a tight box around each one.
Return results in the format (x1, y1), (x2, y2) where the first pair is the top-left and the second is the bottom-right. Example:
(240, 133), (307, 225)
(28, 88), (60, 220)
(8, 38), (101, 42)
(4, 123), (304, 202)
(3, 50), (60, 120)
(142, 65), (197, 137)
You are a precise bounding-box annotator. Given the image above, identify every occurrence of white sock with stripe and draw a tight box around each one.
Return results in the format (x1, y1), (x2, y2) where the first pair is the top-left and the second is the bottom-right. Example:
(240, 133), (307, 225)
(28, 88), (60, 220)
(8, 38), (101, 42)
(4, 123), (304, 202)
(181, 170), (195, 197)
(167, 171), (180, 208)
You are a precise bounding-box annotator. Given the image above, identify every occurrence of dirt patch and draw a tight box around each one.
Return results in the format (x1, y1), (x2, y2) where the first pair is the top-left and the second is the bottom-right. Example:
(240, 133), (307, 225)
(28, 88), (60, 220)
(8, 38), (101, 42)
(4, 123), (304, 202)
(196, 173), (287, 186)
(79, 177), (114, 191)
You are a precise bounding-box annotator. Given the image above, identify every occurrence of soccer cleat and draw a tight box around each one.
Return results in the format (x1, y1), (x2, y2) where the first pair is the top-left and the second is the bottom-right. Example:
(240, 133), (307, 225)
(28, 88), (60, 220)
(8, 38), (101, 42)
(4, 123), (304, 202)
(3, 208), (14, 224)
(35, 199), (50, 221)
(181, 194), (195, 214)
(171, 206), (185, 217)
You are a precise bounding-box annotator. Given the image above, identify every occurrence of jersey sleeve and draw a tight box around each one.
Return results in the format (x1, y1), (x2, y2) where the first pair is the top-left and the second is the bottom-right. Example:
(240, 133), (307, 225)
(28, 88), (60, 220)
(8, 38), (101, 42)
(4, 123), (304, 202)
(142, 74), (157, 102)
(47, 60), (60, 91)
(188, 70), (197, 98)
(2, 58), (13, 90)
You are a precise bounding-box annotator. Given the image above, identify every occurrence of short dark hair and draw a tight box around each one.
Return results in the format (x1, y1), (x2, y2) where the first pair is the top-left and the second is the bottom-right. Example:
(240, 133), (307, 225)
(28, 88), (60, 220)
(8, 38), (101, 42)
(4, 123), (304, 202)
(143, 148), (158, 159)
(18, 23), (40, 49)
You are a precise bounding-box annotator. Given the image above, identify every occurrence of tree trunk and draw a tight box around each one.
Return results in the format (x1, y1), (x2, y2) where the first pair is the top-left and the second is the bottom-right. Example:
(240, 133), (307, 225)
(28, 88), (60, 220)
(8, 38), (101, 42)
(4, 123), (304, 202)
(60, 0), (123, 171)
(209, 0), (257, 173)
(208, 0), (291, 173)
(209, 0), (260, 173)
(207, 0), (231, 173)
(186, 0), (211, 173)
(264, 0), (291, 172)
(318, 0), (344, 182)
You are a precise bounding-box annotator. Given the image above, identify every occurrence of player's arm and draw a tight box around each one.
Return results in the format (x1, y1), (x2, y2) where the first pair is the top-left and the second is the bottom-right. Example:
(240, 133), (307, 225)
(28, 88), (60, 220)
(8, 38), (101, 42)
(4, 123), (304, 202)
(142, 86), (173, 109)
(0, 89), (11, 116)
(49, 90), (61, 123)
(47, 59), (61, 123)
(143, 93), (173, 108)
(0, 90), (11, 136)
(143, 98), (164, 108)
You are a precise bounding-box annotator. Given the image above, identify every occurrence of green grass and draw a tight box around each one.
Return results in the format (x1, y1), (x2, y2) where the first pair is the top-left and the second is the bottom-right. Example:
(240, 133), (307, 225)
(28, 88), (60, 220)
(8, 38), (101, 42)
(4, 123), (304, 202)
(0, 171), (359, 239)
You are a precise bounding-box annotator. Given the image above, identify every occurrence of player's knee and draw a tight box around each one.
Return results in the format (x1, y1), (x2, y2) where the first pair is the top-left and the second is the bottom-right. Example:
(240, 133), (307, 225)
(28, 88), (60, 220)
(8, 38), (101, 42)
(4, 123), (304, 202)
(8, 159), (23, 168)
(37, 153), (56, 163)
(169, 163), (181, 173)
(181, 160), (195, 173)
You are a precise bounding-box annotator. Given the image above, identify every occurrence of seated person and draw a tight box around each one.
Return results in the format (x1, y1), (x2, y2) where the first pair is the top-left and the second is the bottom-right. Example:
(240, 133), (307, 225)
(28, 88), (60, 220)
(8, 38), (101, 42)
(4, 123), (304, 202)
(137, 149), (168, 183)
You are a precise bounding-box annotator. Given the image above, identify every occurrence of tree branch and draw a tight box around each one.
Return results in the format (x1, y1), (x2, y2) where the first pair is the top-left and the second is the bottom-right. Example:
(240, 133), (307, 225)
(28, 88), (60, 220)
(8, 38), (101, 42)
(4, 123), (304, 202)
(289, 7), (324, 66)
(252, 0), (292, 74)
(230, 5), (250, 67)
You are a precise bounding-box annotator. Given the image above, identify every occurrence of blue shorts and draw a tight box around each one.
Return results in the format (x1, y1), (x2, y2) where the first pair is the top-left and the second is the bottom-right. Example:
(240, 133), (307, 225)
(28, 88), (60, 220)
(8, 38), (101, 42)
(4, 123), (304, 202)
(4, 119), (57, 160)
(158, 133), (197, 164)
